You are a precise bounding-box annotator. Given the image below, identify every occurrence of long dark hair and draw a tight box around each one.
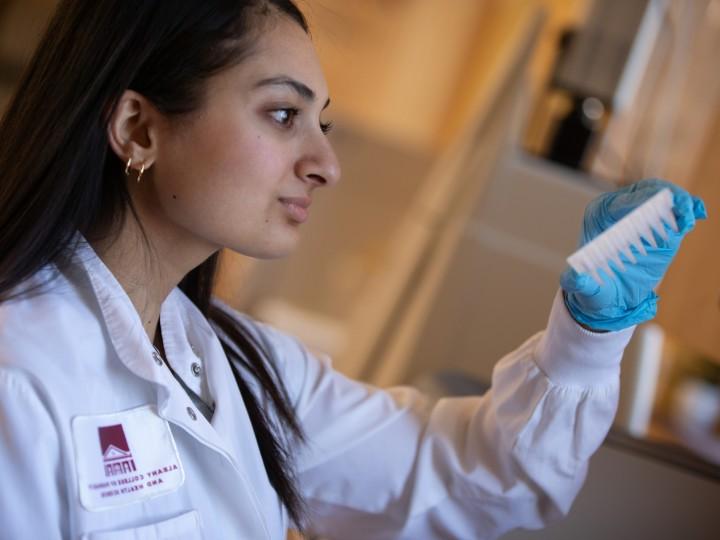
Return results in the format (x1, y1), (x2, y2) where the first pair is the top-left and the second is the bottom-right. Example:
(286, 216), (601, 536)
(0, 0), (309, 527)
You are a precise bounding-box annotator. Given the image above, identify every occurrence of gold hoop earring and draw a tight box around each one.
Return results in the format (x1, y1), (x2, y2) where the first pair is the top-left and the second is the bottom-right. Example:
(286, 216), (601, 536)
(136, 163), (145, 183)
(124, 157), (132, 176)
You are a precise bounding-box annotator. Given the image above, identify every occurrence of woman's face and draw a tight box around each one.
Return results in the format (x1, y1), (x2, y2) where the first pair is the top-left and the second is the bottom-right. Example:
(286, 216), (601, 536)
(146, 14), (340, 260)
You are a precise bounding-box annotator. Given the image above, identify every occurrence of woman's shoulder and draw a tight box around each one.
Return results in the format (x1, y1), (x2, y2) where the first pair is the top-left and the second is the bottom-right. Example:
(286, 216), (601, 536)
(0, 263), (100, 369)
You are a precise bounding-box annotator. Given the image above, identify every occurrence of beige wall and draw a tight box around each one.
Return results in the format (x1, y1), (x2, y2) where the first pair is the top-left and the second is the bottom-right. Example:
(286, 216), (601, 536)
(657, 108), (720, 363)
(305, 0), (588, 155)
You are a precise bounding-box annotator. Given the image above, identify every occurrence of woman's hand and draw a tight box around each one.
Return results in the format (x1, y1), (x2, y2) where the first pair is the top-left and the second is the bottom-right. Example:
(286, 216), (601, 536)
(560, 178), (707, 332)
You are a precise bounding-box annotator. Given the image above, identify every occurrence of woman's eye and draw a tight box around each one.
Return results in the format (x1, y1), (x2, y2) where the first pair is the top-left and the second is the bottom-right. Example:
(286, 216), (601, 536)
(269, 108), (333, 135)
(270, 108), (298, 127)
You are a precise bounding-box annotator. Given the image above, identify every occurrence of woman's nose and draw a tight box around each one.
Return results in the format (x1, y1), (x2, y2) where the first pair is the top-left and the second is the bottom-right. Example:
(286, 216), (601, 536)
(296, 134), (341, 188)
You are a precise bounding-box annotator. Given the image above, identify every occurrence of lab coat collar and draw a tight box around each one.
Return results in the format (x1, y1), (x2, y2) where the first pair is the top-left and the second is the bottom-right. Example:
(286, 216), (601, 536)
(73, 237), (165, 387)
(162, 288), (280, 536)
(71, 238), (226, 446)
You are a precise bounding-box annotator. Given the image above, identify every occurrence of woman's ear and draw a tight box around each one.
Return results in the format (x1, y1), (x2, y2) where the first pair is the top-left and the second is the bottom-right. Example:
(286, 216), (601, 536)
(106, 90), (159, 172)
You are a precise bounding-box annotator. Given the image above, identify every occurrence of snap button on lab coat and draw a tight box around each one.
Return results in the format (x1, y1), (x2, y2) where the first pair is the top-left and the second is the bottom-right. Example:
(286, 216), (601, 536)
(186, 407), (197, 421)
(152, 351), (163, 366)
(191, 362), (202, 377)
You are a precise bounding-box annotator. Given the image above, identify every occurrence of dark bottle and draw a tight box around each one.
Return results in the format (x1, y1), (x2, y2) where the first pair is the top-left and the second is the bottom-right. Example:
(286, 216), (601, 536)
(546, 95), (605, 170)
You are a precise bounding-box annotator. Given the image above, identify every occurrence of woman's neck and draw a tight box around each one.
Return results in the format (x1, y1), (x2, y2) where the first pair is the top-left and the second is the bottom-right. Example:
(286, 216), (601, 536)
(89, 212), (216, 344)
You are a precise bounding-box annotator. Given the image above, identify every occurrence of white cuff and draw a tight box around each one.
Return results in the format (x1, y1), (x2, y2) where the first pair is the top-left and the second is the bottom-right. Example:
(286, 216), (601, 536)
(534, 290), (635, 387)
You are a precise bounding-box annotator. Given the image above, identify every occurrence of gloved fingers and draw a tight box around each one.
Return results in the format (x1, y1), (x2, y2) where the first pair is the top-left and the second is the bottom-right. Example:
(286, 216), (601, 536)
(581, 180), (670, 243)
(598, 179), (706, 235)
(602, 190), (649, 222)
(603, 178), (672, 221)
(582, 193), (644, 243)
(693, 197), (708, 219)
(645, 219), (685, 250)
(560, 267), (601, 297)
(672, 191), (707, 233)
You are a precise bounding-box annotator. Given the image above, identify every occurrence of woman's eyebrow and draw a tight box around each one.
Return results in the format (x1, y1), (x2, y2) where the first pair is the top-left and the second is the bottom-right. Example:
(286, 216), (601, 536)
(254, 75), (331, 109)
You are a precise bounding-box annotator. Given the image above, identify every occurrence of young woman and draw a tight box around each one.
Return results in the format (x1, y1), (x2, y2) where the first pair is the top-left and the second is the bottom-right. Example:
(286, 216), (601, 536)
(0, 1), (706, 539)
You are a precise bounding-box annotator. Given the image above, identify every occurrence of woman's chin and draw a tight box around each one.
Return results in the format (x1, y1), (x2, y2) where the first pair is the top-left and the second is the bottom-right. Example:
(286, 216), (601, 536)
(230, 233), (300, 260)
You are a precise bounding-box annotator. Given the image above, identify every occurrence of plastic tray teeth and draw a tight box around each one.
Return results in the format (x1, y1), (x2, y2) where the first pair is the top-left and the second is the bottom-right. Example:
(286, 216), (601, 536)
(567, 188), (675, 287)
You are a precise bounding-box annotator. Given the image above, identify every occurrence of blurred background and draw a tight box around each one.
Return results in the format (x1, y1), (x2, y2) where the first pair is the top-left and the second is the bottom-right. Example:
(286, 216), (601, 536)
(2, 1), (719, 538)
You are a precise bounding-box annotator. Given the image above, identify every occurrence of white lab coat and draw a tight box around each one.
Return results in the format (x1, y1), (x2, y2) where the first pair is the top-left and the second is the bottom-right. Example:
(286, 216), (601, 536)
(0, 239), (634, 540)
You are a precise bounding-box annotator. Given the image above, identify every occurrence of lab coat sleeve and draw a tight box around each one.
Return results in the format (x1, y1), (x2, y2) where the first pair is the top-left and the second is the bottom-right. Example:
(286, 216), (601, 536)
(243, 290), (634, 540)
(0, 368), (65, 539)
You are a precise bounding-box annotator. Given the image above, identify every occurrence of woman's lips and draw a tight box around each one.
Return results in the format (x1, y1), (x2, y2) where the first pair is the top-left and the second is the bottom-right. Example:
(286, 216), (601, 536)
(279, 196), (311, 223)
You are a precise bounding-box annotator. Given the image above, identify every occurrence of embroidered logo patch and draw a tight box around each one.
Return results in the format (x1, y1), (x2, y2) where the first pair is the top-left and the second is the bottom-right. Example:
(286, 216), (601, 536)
(99, 424), (136, 476)
(72, 405), (185, 511)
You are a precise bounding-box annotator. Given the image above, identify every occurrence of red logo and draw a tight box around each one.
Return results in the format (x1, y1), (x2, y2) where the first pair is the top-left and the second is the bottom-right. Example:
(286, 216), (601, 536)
(98, 424), (136, 477)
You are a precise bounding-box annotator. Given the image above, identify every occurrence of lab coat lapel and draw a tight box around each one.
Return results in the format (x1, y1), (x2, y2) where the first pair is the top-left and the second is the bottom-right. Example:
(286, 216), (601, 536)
(162, 291), (270, 475)
(164, 290), (283, 536)
(207, 332), (287, 536)
(204, 324), (272, 482)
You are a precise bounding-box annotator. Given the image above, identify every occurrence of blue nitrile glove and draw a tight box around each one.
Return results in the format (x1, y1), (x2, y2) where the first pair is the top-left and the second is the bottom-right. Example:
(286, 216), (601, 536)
(560, 178), (707, 332)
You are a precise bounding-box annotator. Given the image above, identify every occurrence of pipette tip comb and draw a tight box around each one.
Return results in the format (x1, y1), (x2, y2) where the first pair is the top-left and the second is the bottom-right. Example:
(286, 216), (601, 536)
(566, 188), (678, 287)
